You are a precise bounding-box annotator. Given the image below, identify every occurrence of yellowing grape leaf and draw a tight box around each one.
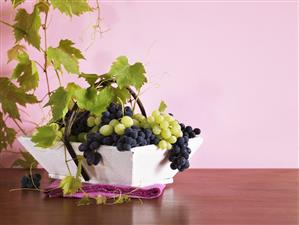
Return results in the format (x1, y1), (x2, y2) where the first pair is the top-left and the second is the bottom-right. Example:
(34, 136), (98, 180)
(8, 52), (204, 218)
(7, 44), (26, 63)
(0, 112), (16, 152)
(0, 77), (38, 119)
(45, 87), (72, 122)
(50, 0), (92, 17)
(108, 56), (147, 91)
(47, 39), (85, 74)
(12, 53), (39, 91)
(11, 0), (25, 8)
(31, 124), (61, 148)
(59, 175), (82, 195)
(77, 195), (91, 206)
(95, 195), (107, 205)
(13, 6), (41, 49)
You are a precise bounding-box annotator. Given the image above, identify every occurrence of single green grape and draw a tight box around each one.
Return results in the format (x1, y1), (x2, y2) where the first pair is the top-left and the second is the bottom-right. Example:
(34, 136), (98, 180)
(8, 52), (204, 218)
(161, 129), (171, 139)
(99, 125), (113, 136)
(87, 116), (96, 127)
(155, 115), (164, 124)
(158, 140), (168, 149)
(166, 142), (172, 150)
(94, 117), (101, 126)
(133, 113), (145, 121)
(91, 125), (99, 132)
(114, 123), (126, 135)
(164, 114), (175, 122)
(152, 110), (160, 118)
(109, 119), (119, 127)
(133, 119), (140, 126)
(152, 125), (161, 135)
(78, 132), (87, 142)
(160, 120), (169, 130)
(121, 116), (134, 128)
(147, 116), (155, 124)
(171, 127), (182, 137)
(56, 131), (62, 139)
(168, 136), (177, 144)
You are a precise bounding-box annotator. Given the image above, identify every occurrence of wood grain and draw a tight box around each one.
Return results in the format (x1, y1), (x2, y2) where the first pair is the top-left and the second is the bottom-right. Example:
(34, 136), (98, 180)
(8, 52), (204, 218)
(0, 169), (298, 225)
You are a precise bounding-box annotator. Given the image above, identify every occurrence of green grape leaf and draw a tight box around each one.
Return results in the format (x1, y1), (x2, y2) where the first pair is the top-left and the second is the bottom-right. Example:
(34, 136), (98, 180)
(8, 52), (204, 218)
(0, 112), (16, 152)
(11, 0), (25, 8)
(45, 87), (72, 122)
(47, 39), (85, 74)
(31, 124), (61, 148)
(159, 101), (167, 112)
(74, 86), (115, 116)
(12, 53), (39, 91)
(108, 56), (147, 91)
(79, 73), (99, 86)
(35, 1), (50, 13)
(13, 6), (41, 49)
(11, 151), (37, 169)
(0, 77), (38, 119)
(50, 0), (92, 17)
(113, 87), (131, 104)
(95, 195), (107, 205)
(77, 195), (91, 206)
(59, 175), (82, 195)
(7, 44), (26, 63)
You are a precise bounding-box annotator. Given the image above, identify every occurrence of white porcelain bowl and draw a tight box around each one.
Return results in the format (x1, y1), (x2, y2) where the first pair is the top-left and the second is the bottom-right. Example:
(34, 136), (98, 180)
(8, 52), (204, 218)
(18, 136), (203, 187)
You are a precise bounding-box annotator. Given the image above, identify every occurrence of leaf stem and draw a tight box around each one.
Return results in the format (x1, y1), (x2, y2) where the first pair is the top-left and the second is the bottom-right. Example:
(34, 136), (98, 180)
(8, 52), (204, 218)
(43, 12), (51, 98)
(12, 118), (26, 135)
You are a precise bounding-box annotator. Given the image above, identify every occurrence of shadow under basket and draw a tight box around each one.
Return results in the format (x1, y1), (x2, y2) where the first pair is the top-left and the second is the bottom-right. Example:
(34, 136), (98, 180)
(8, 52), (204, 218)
(18, 136), (203, 187)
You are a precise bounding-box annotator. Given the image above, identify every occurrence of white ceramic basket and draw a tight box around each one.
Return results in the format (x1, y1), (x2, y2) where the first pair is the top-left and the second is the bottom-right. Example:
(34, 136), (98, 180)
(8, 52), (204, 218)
(18, 136), (203, 187)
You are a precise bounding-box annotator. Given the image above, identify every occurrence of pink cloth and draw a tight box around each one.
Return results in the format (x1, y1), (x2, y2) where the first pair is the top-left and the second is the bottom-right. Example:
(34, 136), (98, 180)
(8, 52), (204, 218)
(45, 180), (166, 199)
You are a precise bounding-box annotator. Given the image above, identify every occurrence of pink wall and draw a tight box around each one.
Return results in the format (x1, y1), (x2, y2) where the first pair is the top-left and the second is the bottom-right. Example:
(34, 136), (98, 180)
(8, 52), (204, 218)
(0, 1), (297, 168)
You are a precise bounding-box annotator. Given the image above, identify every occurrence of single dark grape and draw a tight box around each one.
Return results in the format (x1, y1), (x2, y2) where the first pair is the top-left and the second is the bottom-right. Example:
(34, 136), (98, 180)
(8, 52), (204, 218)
(193, 128), (201, 135)
(170, 162), (177, 170)
(79, 143), (88, 152)
(89, 141), (100, 150)
(93, 152), (102, 165)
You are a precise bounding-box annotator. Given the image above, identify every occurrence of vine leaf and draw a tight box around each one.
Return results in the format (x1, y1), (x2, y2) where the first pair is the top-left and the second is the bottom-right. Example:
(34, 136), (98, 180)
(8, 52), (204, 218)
(7, 44), (26, 63)
(45, 87), (72, 122)
(79, 73), (99, 86)
(59, 175), (82, 195)
(13, 6), (41, 50)
(0, 112), (16, 152)
(113, 194), (131, 204)
(35, 1), (50, 13)
(11, 151), (37, 169)
(114, 87), (131, 104)
(31, 124), (61, 148)
(159, 101), (167, 112)
(47, 39), (85, 74)
(108, 56), (147, 91)
(0, 77), (38, 120)
(73, 85), (115, 116)
(11, 0), (25, 8)
(60, 158), (83, 196)
(12, 53), (39, 91)
(50, 0), (92, 17)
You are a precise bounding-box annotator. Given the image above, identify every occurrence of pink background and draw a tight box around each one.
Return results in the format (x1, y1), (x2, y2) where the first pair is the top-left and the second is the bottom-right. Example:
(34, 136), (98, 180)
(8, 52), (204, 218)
(0, 1), (297, 168)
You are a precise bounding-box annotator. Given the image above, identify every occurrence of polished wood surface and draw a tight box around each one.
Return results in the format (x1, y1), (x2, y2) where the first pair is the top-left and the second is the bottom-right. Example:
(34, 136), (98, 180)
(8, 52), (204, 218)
(0, 169), (298, 225)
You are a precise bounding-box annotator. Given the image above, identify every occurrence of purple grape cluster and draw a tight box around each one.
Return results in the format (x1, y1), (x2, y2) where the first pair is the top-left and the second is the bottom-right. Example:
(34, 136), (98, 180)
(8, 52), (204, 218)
(116, 126), (159, 151)
(168, 123), (201, 171)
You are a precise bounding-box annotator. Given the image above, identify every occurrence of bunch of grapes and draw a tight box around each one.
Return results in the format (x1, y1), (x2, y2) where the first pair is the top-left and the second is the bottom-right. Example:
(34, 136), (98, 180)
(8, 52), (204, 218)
(134, 110), (183, 150)
(168, 123), (201, 171)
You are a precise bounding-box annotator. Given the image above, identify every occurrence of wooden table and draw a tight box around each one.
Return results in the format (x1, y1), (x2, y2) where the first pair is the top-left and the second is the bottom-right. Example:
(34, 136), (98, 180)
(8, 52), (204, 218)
(0, 169), (298, 225)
